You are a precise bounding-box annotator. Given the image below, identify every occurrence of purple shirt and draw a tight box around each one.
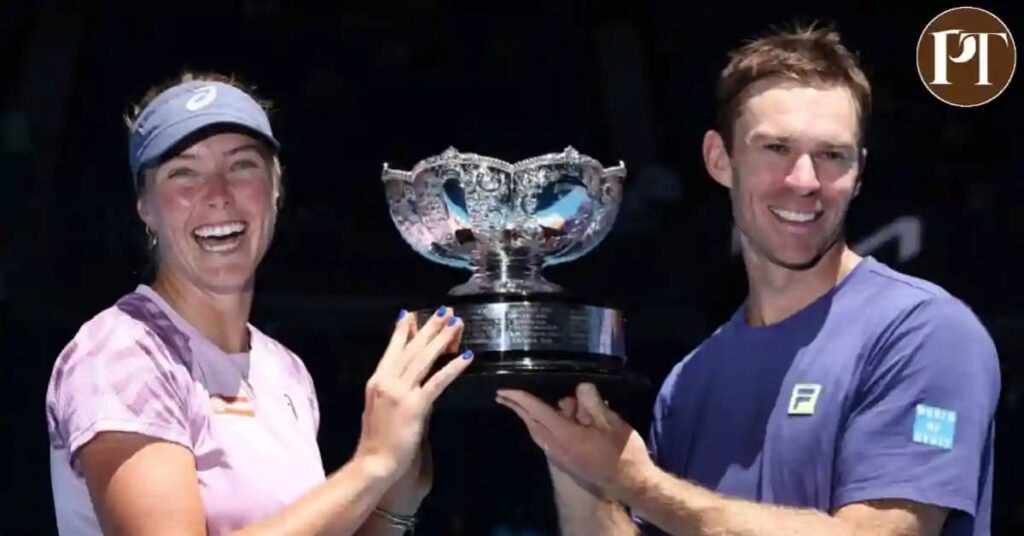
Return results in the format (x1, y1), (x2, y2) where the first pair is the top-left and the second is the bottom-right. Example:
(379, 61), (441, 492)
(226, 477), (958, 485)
(639, 257), (999, 535)
(46, 285), (327, 535)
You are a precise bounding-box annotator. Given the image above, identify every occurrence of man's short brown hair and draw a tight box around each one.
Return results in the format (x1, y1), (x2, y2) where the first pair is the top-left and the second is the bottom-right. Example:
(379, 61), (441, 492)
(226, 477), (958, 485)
(715, 22), (872, 152)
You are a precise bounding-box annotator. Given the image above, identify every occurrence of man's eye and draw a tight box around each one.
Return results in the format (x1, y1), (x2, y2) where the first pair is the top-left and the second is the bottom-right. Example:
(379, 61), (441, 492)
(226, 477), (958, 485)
(764, 143), (788, 154)
(821, 151), (846, 161)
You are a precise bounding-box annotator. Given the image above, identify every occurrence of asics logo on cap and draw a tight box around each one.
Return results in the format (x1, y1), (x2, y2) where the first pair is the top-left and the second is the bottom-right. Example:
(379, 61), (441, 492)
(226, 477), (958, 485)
(185, 85), (218, 111)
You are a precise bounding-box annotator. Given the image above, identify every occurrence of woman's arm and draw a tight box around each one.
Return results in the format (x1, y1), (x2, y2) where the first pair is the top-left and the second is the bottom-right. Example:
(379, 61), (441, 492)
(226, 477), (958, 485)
(78, 307), (472, 536)
(80, 432), (398, 536)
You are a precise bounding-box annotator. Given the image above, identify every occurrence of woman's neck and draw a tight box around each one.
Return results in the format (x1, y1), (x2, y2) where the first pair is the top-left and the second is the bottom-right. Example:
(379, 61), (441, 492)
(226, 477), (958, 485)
(150, 271), (254, 354)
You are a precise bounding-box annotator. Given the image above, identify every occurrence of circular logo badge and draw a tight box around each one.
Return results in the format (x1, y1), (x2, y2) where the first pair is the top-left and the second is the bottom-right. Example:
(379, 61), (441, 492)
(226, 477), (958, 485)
(917, 7), (1016, 107)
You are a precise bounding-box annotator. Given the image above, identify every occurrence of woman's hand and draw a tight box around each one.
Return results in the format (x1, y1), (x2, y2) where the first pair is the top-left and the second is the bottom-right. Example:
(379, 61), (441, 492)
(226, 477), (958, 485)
(354, 306), (472, 486)
(374, 437), (433, 516)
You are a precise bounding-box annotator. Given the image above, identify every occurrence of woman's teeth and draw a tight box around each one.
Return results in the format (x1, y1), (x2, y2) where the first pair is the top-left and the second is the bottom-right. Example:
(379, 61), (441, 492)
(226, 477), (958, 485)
(192, 222), (247, 252)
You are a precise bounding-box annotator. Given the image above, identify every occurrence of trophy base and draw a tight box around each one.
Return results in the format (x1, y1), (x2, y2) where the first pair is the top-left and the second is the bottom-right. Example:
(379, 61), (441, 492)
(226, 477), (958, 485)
(412, 292), (649, 410)
(432, 352), (651, 410)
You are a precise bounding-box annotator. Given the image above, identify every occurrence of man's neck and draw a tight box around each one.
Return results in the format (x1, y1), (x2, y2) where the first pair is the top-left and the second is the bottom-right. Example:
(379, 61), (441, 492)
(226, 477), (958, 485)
(151, 271), (254, 354)
(742, 244), (862, 327)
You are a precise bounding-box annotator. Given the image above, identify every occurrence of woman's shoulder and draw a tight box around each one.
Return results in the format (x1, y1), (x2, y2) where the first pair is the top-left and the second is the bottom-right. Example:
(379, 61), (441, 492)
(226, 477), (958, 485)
(46, 289), (199, 452)
(46, 290), (196, 413)
(57, 289), (194, 369)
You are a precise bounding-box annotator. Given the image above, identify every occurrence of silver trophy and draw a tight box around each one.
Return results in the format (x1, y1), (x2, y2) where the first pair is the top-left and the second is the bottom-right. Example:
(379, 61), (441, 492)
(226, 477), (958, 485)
(383, 146), (647, 407)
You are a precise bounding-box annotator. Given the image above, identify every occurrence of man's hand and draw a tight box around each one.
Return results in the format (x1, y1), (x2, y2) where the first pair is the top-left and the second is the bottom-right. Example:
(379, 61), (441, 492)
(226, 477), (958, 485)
(548, 396), (609, 501)
(496, 383), (654, 501)
(542, 393), (641, 536)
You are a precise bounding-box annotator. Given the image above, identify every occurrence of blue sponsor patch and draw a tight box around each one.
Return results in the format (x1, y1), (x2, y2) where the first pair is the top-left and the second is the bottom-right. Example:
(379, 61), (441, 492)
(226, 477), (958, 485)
(912, 404), (956, 450)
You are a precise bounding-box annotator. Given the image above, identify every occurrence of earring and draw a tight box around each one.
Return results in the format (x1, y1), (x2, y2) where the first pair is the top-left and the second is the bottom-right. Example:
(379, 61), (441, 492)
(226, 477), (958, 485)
(146, 227), (158, 248)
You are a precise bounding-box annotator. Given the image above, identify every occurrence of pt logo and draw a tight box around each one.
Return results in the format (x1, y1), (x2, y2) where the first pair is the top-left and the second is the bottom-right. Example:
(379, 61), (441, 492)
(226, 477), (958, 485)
(788, 384), (822, 416)
(917, 7), (1016, 107)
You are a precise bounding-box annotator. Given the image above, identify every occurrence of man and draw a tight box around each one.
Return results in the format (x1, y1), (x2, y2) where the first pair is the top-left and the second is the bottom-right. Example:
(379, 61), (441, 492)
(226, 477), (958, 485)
(496, 23), (1000, 536)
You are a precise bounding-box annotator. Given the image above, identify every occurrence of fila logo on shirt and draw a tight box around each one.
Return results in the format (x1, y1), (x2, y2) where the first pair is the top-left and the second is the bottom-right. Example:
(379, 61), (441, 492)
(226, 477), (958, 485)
(788, 384), (822, 416)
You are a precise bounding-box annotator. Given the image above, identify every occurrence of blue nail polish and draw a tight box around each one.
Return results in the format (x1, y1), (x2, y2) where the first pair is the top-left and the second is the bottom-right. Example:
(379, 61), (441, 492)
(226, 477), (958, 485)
(397, 309), (407, 319)
(447, 315), (458, 327)
(436, 306), (447, 317)
(462, 350), (474, 360)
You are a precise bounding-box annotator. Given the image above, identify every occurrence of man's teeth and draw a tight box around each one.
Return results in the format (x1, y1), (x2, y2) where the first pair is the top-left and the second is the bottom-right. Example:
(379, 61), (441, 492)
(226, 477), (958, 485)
(770, 208), (817, 223)
(194, 222), (246, 238)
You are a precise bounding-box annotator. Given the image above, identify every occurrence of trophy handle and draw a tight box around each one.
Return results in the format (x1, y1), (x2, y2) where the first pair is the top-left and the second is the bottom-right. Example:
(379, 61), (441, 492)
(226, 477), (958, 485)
(600, 161), (627, 180)
(381, 164), (413, 183)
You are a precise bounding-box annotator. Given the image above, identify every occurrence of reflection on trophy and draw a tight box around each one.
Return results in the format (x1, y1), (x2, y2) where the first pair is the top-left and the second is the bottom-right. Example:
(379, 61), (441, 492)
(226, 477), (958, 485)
(382, 146), (648, 407)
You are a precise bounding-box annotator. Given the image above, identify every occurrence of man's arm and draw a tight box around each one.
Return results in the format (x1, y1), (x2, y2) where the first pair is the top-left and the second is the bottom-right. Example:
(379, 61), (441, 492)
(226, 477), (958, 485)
(500, 294), (998, 536)
(498, 387), (951, 536)
(624, 461), (947, 536)
(549, 461), (637, 536)
(544, 393), (638, 536)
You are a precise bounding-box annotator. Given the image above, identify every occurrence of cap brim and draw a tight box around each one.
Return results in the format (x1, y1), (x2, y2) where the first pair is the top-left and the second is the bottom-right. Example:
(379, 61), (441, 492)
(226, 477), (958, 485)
(139, 111), (280, 171)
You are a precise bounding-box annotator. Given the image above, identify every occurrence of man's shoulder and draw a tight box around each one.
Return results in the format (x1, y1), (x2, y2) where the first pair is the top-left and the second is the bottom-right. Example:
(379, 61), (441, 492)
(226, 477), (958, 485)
(844, 260), (999, 400)
(850, 257), (956, 309)
(852, 258), (989, 341)
(803, 258), (986, 359)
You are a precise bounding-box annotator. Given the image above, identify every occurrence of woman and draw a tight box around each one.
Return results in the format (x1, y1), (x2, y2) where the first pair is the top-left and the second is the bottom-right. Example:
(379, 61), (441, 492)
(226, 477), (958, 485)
(45, 72), (474, 535)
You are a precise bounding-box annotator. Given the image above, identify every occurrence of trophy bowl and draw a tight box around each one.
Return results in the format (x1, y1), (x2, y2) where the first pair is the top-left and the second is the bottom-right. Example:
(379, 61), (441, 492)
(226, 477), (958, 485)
(383, 146), (649, 409)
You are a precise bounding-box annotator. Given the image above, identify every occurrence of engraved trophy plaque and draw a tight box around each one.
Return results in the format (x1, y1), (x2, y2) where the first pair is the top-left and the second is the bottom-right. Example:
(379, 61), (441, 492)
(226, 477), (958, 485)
(382, 146), (648, 408)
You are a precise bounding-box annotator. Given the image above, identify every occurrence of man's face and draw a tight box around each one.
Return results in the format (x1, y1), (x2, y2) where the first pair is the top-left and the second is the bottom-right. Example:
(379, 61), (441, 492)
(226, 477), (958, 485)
(724, 79), (863, 270)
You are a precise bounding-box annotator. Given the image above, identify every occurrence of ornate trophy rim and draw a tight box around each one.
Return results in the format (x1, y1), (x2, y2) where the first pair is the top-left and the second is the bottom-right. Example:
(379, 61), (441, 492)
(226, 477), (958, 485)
(381, 146), (627, 296)
(381, 146), (626, 184)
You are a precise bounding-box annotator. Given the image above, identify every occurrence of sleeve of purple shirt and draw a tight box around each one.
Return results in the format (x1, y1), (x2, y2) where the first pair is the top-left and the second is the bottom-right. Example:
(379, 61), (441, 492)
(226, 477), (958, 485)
(47, 315), (194, 472)
(832, 295), (1001, 516)
(631, 359), (687, 534)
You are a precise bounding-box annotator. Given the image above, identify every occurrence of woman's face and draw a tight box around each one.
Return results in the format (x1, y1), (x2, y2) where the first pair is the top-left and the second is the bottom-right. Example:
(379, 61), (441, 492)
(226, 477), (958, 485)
(137, 131), (278, 294)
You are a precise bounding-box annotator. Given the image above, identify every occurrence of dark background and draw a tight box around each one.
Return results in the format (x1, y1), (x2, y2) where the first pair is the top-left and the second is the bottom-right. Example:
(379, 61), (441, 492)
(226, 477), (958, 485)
(2, 1), (1021, 534)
